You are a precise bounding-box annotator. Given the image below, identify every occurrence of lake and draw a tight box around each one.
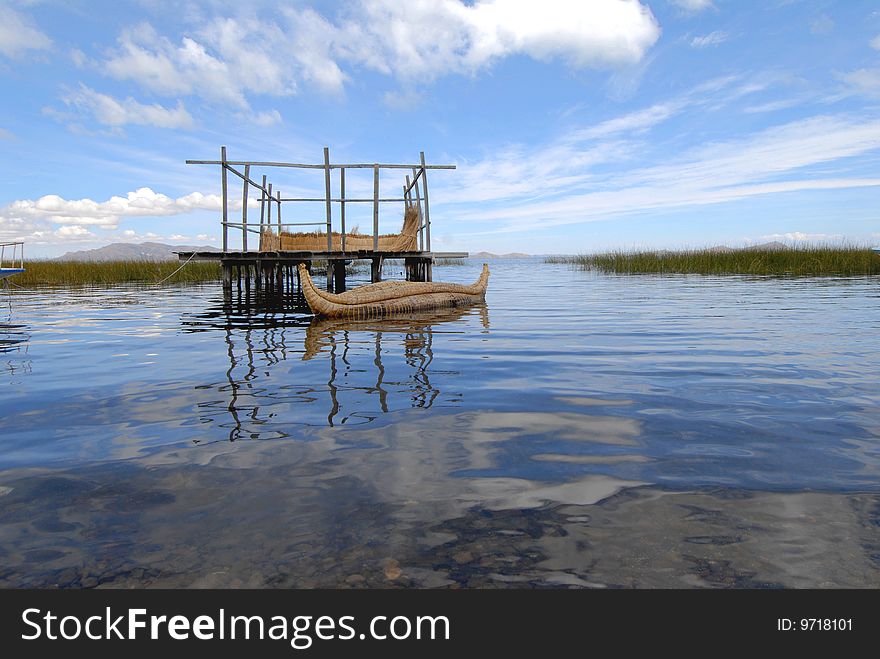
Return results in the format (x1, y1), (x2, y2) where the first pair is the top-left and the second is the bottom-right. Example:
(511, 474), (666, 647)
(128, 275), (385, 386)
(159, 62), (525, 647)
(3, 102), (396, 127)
(1, 258), (878, 588)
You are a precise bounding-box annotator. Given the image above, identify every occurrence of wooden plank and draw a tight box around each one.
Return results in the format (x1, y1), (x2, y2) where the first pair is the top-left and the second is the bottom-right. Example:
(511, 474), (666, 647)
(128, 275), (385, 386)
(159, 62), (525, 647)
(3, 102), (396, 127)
(278, 197), (408, 203)
(372, 164), (379, 252)
(340, 168), (346, 252)
(188, 159), (456, 170)
(221, 146), (228, 253)
(241, 164), (250, 251)
(324, 147), (332, 252)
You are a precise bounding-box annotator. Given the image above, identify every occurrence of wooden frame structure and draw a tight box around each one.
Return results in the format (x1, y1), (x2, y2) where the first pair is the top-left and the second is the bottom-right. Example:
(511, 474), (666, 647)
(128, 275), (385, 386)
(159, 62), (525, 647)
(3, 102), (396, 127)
(182, 146), (464, 298)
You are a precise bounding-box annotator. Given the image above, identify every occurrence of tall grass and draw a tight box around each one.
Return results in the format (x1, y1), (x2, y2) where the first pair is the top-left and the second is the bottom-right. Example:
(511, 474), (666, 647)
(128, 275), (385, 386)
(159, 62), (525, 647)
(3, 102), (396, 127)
(434, 257), (467, 266)
(12, 260), (222, 287)
(546, 246), (880, 276)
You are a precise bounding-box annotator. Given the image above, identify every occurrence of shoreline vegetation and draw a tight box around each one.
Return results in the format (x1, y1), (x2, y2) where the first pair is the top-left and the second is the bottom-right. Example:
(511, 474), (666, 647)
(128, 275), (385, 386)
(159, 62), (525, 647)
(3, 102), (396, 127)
(11, 260), (223, 287)
(10, 256), (469, 287)
(546, 246), (880, 276)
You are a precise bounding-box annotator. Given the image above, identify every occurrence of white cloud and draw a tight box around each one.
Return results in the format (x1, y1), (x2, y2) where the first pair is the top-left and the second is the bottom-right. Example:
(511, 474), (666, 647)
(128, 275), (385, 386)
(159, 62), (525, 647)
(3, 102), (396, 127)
(97, 1), (660, 107)
(690, 31), (728, 48)
(442, 113), (880, 234)
(61, 85), (194, 129)
(252, 110), (282, 127)
(0, 127), (13, 140)
(758, 232), (843, 243)
(0, 187), (245, 246)
(0, 7), (52, 59)
(55, 225), (94, 238)
(872, 34), (880, 51)
(839, 68), (880, 98)
(1, 187), (226, 230)
(668, 0), (713, 12)
(342, 0), (660, 79)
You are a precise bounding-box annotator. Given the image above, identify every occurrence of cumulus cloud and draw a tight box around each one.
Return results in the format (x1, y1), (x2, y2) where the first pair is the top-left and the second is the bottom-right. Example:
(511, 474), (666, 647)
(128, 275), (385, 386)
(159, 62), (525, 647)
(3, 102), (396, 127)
(1, 188), (226, 230)
(97, 1), (660, 106)
(0, 7), (52, 59)
(61, 85), (194, 129)
(0, 188), (242, 245)
(690, 31), (728, 48)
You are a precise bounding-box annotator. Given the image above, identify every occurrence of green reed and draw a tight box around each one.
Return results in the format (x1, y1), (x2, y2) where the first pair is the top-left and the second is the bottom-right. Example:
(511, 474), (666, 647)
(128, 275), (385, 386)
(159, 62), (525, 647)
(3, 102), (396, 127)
(434, 258), (467, 266)
(547, 246), (880, 276)
(12, 260), (222, 287)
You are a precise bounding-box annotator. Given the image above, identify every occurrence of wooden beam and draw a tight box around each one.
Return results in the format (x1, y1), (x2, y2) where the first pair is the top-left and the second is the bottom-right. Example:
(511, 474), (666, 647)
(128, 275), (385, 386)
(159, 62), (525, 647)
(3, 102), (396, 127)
(324, 147), (332, 252)
(241, 164), (249, 251)
(412, 166), (424, 251)
(340, 167), (346, 252)
(221, 146), (228, 253)
(188, 159), (456, 170)
(372, 164), (379, 252)
(420, 152), (431, 253)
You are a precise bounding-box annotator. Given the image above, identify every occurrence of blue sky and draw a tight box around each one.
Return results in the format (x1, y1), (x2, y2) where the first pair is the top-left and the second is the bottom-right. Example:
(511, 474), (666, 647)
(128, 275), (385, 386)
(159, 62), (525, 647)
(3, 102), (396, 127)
(1, 0), (879, 256)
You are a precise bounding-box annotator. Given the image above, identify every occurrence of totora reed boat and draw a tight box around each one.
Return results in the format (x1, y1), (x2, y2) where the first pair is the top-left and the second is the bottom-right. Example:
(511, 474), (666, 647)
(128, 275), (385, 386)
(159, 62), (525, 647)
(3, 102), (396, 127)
(299, 262), (489, 319)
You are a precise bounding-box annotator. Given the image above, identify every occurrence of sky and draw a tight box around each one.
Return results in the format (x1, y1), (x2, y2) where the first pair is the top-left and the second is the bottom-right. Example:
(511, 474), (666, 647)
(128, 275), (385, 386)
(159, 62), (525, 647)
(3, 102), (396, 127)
(1, 0), (879, 257)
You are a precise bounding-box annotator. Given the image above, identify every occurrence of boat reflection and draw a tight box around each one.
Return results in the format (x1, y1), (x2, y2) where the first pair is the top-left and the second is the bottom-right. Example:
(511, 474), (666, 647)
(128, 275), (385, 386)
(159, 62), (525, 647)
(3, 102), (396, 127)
(183, 297), (489, 440)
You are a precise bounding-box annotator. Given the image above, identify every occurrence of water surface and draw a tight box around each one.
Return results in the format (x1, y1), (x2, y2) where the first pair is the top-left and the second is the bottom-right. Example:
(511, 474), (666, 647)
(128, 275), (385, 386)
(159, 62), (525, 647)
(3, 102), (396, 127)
(1, 259), (878, 587)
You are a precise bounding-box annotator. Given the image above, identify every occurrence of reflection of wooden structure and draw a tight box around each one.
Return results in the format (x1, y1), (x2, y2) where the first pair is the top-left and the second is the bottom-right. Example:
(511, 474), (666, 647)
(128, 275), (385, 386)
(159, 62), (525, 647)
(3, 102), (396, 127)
(299, 263), (489, 318)
(190, 299), (489, 437)
(181, 147), (466, 299)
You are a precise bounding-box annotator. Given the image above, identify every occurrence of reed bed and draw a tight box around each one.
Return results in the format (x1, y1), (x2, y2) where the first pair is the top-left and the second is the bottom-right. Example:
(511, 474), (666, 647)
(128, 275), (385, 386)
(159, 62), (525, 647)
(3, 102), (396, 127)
(547, 246), (880, 276)
(12, 260), (222, 287)
(434, 257), (467, 266)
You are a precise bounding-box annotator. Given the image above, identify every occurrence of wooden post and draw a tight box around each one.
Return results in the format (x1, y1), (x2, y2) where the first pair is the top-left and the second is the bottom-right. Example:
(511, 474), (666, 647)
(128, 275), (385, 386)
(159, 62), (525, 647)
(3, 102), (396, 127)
(412, 167), (423, 251)
(259, 175), (267, 228)
(266, 182), (273, 248)
(333, 259), (346, 292)
(221, 146), (228, 253)
(276, 188), (281, 235)
(323, 147), (332, 252)
(420, 152), (431, 253)
(241, 164), (250, 251)
(340, 168), (346, 252)
(372, 164), (379, 252)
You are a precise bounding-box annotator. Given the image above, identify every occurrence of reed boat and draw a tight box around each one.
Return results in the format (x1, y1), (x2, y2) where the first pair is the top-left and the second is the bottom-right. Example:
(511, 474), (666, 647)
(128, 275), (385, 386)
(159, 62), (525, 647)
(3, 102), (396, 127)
(298, 262), (489, 319)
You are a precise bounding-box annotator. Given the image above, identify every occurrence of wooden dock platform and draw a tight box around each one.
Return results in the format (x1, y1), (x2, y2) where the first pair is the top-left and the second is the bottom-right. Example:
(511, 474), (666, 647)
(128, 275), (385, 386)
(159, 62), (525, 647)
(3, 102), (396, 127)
(176, 249), (469, 295)
(184, 146), (460, 300)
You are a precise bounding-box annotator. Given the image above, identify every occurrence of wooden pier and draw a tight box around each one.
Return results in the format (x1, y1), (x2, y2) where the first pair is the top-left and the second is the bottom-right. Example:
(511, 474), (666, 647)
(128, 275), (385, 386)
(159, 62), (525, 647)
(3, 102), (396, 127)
(182, 147), (464, 300)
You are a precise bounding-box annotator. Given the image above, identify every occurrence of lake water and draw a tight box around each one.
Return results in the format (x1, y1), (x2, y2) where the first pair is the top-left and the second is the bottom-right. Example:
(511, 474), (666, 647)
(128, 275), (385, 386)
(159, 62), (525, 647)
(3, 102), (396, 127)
(1, 258), (879, 588)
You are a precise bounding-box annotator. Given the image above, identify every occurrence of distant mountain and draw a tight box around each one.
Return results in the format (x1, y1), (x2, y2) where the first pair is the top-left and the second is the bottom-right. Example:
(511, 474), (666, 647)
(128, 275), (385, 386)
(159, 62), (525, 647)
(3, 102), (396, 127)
(470, 251), (531, 258)
(56, 242), (220, 262)
(705, 242), (789, 253)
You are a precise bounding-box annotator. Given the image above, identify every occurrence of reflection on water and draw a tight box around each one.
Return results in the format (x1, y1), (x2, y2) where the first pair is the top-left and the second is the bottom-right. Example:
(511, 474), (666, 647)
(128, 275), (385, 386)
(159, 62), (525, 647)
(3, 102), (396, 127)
(184, 298), (489, 438)
(0, 261), (879, 587)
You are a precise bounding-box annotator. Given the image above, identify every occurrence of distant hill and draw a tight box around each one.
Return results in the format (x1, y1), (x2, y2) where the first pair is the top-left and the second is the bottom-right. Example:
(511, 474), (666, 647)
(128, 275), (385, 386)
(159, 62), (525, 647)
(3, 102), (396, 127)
(705, 241), (789, 253)
(56, 242), (220, 262)
(471, 251), (531, 258)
